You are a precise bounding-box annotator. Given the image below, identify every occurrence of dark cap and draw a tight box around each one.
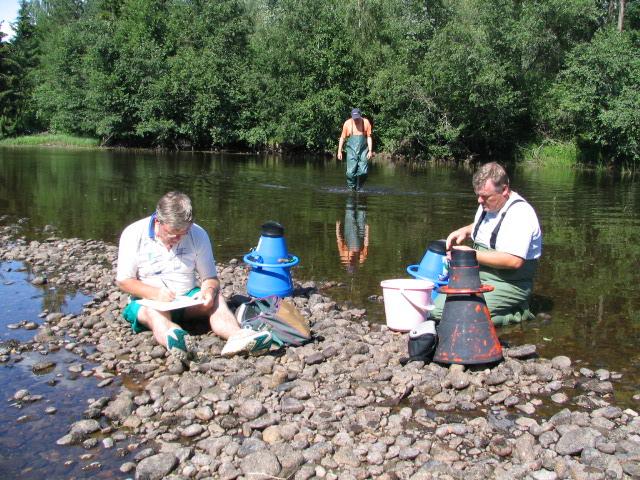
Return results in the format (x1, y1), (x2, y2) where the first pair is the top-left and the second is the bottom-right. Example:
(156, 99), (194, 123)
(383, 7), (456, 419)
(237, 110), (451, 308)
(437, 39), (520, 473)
(351, 108), (362, 119)
(427, 239), (447, 255)
(260, 221), (284, 238)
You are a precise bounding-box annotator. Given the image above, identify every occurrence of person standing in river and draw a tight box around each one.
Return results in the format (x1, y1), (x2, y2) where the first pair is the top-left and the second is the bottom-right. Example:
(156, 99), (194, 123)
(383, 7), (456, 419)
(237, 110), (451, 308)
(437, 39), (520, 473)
(337, 108), (373, 191)
(115, 191), (272, 362)
(431, 162), (542, 325)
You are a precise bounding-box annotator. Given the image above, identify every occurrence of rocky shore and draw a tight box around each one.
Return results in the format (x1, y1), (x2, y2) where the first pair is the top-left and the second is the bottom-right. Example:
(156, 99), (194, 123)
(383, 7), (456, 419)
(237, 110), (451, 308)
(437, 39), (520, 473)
(2, 220), (640, 480)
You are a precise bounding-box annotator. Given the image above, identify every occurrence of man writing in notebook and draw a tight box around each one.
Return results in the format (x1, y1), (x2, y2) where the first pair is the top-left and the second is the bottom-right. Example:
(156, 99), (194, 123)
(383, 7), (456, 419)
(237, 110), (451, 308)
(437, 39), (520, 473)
(116, 191), (271, 362)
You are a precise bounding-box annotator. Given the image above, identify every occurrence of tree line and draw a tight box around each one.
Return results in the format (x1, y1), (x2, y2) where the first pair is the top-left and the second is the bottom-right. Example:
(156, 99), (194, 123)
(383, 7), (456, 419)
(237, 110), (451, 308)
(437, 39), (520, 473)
(1, 0), (639, 164)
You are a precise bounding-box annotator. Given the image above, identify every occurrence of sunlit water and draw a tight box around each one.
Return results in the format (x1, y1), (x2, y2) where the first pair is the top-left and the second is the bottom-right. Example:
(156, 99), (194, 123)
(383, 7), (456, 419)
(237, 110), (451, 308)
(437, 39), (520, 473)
(0, 146), (639, 475)
(0, 261), (128, 479)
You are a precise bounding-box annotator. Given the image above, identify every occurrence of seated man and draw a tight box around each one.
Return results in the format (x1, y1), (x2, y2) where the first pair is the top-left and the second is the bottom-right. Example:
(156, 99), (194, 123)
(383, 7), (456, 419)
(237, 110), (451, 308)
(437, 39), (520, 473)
(116, 191), (271, 361)
(431, 162), (542, 325)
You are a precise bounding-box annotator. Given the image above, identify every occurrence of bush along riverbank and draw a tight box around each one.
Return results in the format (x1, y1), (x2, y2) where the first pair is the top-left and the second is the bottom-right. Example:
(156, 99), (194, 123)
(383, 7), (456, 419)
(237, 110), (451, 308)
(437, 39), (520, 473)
(2, 218), (640, 479)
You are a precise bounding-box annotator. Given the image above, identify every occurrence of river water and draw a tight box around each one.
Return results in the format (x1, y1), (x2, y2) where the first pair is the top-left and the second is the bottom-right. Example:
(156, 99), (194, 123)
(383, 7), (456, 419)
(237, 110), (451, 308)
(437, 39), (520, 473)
(0, 147), (639, 474)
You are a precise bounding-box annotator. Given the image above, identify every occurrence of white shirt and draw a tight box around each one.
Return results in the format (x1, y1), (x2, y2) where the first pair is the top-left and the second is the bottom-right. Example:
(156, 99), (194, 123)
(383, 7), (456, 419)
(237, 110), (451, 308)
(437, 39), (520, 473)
(471, 191), (542, 260)
(116, 215), (217, 295)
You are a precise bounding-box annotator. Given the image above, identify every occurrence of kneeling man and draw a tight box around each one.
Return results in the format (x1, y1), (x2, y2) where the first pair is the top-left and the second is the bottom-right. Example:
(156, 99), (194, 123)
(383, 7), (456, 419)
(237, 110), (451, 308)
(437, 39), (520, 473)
(116, 191), (271, 360)
(432, 162), (542, 325)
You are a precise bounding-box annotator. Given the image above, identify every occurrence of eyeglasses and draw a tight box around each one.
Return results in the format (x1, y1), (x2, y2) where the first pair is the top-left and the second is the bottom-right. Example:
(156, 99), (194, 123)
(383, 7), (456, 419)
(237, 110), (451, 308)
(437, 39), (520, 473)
(476, 191), (500, 201)
(160, 222), (191, 239)
(475, 185), (506, 202)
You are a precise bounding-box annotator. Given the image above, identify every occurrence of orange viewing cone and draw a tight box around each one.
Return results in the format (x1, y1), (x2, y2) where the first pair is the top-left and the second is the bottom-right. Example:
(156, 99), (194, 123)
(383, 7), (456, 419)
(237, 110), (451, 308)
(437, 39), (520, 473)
(433, 248), (503, 365)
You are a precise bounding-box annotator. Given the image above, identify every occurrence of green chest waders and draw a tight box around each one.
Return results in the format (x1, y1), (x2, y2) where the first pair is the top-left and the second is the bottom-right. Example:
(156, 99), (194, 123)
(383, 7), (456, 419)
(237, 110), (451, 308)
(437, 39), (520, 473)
(473, 244), (537, 326)
(344, 197), (366, 249)
(431, 200), (538, 325)
(346, 133), (369, 190)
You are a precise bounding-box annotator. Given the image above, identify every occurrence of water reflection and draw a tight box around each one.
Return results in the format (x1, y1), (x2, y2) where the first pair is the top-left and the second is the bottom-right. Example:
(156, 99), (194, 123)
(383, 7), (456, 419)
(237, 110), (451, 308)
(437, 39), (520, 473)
(0, 262), (126, 479)
(336, 194), (369, 273)
(1, 147), (640, 402)
(0, 261), (89, 342)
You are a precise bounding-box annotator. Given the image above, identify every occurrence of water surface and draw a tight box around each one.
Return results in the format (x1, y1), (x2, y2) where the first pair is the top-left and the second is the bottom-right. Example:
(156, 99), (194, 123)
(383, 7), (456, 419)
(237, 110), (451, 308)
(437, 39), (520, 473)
(1, 146), (639, 400)
(0, 261), (127, 479)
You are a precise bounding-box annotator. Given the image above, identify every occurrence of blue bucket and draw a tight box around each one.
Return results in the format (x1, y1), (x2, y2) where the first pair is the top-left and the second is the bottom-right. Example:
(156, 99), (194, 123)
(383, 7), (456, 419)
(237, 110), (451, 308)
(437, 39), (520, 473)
(244, 222), (299, 298)
(407, 239), (449, 287)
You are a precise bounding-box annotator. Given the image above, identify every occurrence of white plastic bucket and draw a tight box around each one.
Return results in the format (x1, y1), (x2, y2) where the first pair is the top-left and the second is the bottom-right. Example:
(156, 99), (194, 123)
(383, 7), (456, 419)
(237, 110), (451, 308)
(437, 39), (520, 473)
(380, 278), (435, 332)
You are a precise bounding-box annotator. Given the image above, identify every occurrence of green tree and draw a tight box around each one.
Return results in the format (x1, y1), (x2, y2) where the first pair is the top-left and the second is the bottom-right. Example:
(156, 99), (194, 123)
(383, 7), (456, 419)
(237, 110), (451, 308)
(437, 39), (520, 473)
(413, 0), (601, 158)
(366, 0), (452, 158)
(0, 30), (19, 137)
(8, 0), (639, 163)
(159, 0), (252, 148)
(11, 0), (41, 133)
(548, 28), (640, 164)
(241, 0), (358, 150)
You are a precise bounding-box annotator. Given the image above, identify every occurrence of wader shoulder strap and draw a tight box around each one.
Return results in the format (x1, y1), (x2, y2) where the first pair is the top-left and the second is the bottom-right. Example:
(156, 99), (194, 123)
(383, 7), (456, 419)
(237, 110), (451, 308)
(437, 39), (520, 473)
(472, 199), (524, 249)
(472, 210), (487, 240)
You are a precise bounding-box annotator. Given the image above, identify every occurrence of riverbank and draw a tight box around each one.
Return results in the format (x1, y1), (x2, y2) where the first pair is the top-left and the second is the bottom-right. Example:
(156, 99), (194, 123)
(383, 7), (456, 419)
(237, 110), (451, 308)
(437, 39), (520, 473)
(1, 219), (640, 479)
(519, 141), (578, 169)
(0, 133), (101, 148)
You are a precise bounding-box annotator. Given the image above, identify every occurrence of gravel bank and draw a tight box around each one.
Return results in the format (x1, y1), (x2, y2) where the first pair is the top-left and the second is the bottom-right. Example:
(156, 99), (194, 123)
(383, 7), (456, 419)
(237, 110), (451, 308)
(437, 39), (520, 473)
(2, 219), (639, 480)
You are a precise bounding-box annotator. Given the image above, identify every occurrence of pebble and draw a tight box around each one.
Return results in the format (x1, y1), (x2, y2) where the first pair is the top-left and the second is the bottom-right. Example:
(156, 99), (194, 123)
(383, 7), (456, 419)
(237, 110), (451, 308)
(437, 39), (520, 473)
(180, 424), (204, 438)
(67, 363), (83, 373)
(32, 361), (56, 373)
(135, 453), (177, 480)
(506, 344), (537, 358)
(1, 226), (638, 480)
(551, 392), (569, 404)
(97, 378), (113, 387)
(119, 462), (135, 473)
(70, 419), (101, 437)
(13, 389), (29, 401)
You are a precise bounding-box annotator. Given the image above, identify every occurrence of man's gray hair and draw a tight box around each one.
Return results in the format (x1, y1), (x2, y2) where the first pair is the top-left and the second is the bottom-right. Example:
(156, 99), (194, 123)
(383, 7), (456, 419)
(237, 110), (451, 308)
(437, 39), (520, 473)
(156, 191), (193, 229)
(472, 162), (510, 192)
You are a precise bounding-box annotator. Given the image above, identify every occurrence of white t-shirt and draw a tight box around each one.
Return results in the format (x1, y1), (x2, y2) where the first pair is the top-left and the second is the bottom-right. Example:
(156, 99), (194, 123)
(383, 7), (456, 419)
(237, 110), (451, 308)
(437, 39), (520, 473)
(116, 215), (217, 295)
(471, 191), (542, 260)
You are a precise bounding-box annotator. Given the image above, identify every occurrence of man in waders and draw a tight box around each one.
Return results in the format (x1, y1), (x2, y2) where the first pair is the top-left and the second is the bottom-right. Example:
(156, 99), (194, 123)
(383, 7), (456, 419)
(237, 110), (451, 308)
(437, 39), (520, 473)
(337, 108), (373, 191)
(431, 162), (542, 326)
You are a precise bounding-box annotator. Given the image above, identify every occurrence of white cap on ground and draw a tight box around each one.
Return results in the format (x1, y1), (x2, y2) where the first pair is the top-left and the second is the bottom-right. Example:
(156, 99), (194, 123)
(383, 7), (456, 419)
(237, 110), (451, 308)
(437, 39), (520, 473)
(409, 320), (436, 338)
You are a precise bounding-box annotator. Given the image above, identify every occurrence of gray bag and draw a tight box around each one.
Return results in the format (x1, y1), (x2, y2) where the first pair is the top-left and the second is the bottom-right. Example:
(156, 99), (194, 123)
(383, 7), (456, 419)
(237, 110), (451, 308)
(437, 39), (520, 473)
(237, 295), (311, 347)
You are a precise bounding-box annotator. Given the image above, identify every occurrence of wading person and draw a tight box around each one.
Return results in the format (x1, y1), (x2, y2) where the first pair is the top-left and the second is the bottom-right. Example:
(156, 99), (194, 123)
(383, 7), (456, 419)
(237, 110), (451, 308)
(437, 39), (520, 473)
(116, 191), (271, 362)
(337, 108), (373, 191)
(432, 162), (542, 325)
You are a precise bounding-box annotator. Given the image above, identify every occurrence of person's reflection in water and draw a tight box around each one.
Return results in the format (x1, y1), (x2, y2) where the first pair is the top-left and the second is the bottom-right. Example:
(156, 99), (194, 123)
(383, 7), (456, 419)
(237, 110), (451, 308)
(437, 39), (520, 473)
(336, 195), (369, 273)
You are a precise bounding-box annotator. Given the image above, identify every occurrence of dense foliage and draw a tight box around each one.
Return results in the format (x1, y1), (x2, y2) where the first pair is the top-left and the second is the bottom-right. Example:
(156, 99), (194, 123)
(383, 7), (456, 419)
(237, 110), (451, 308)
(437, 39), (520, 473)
(1, 0), (639, 164)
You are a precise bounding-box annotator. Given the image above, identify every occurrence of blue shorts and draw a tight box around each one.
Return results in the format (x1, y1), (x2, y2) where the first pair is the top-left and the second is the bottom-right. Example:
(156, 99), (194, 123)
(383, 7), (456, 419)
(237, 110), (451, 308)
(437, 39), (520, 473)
(122, 287), (201, 334)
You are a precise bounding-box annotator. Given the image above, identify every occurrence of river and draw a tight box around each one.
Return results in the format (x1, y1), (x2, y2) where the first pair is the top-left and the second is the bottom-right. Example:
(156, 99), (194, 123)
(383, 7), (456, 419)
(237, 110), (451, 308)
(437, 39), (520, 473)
(1, 147), (639, 399)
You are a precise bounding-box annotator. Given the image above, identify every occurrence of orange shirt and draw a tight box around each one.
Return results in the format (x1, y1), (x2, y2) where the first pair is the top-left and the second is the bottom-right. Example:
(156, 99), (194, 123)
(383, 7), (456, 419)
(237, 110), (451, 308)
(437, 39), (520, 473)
(336, 222), (369, 268)
(341, 118), (372, 139)
(336, 238), (369, 266)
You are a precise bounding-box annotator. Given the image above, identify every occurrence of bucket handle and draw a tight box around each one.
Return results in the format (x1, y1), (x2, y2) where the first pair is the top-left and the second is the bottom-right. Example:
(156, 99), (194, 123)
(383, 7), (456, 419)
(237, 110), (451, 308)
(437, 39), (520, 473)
(400, 288), (435, 314)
